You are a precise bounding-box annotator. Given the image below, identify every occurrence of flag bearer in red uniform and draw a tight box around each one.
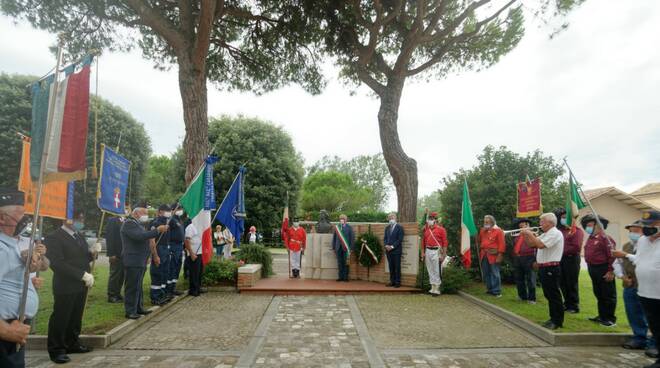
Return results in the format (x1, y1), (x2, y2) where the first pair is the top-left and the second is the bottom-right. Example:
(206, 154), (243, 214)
(285, 218), (306, 278)
(478, 215), (505, 297)
(421, 212), (447, 296)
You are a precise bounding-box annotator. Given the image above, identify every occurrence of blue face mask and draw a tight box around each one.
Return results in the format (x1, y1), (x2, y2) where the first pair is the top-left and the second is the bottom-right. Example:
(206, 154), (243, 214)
(73, 221), (85, 232)
(628, 233), (641, 243)
(560, 218), (567, 226)
(585, 226), (594, 235)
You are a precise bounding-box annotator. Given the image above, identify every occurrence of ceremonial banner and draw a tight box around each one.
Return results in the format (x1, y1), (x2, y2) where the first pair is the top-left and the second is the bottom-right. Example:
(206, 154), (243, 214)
(516, 178), (542, 217)
(181, 156), (219, 266)
(461, 180), (477, 269)
(30, 55), (93, 182)
(97, 145), (131, 215)
(18, 137), (68, 220)
(215, 166), (247, 250)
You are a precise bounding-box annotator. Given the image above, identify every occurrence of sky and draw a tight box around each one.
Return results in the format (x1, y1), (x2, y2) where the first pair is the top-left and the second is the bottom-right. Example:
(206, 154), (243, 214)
(1, 0), (659, 211)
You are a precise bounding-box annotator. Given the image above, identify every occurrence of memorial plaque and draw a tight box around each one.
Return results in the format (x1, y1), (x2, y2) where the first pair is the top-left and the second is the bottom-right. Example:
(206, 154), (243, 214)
(303, 233), (338, 279)
(384, 235), (419, 275)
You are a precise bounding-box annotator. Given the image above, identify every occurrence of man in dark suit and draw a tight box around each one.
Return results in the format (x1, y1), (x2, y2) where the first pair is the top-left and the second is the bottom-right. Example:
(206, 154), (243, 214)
(384, 213), (405, 288)
(45, 212), (99, 364)
(332, 214), (354, 282)
(105, 214), (125, 303)
(121, 207), (168, 319)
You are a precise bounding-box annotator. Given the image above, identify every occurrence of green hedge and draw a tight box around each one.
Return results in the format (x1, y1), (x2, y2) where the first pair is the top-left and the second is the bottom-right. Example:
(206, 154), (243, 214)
(202, 259), (239, 286)
(416, 258), (471, 294)
(235, 243), (273, 277)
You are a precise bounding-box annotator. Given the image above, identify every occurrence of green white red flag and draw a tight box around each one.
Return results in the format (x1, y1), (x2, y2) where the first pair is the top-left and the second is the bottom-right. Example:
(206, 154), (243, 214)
(461, 180), (477, 269)
(565, 173), (586, 232)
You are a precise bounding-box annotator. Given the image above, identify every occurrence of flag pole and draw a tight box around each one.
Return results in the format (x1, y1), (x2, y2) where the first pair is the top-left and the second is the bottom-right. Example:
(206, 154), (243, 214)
(562, 158), (615, 250)
(18, 36), (64, 351)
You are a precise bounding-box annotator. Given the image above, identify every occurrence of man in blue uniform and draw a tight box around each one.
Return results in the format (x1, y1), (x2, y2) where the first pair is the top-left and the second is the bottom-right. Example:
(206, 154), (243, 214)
(167, 205), (185, 297)
(121, 207), (168, 319)
(149, 204), (172, 305)
(0, 189), (41, 367)
(384, 213), (404, 288)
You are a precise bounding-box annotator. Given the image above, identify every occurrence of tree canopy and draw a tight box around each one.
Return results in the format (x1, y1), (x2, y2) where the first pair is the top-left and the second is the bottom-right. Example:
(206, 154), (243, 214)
(300, 171), (374, 215)
(307, 153), (392, 210)
(143, 155), (181, 208)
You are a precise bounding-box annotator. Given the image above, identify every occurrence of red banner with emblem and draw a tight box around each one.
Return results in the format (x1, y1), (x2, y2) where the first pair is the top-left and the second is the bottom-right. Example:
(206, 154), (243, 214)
(517, 178), (542, 218)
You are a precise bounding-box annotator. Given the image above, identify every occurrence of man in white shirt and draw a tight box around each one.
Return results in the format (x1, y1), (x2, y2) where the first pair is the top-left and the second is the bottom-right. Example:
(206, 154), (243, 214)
(614, 210), (660, 368)
(185, 223), (204, 297)
(522, 212), (565, 330)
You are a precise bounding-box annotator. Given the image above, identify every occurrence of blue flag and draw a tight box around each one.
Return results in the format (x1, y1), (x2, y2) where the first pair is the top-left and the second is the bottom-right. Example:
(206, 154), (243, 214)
(214, 166), (246, 246)
(96, 145), (131, 215)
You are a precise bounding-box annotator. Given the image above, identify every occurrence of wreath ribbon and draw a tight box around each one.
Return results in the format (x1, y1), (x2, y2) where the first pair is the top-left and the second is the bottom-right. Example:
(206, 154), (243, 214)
(359, 239), (378, 264)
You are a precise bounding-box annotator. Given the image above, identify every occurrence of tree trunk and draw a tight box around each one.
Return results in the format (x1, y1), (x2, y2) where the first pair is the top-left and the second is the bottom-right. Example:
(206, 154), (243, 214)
(178, 54), (209, 185)
(378, 78), (418, 222)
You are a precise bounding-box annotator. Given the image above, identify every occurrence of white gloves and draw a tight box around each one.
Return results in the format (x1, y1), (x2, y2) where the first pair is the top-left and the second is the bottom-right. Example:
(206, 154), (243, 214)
(92, 242), (102, 254)
(82, 272), (95, 288)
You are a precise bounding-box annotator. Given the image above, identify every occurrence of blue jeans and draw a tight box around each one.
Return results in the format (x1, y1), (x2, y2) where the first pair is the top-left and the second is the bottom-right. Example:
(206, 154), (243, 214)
(481, 257), (502, 295)
(624, 287), (656, 348)
(214, 245), (224, 257)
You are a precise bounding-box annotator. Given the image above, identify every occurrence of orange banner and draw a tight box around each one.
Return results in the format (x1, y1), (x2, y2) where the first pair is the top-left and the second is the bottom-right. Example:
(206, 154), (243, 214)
(18, 138), (68, 220)
(517, 178), (542, 218)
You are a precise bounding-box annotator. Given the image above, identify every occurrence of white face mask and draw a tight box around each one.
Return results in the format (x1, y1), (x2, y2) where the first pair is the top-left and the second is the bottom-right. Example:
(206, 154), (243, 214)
(163, 212), (172, 218)
(389, 219), (396, 225)
(484, 224), (493, 230)
(293, 222), (300, 227)
(139, 215), (149, 223)
(427, 220), (435, 226)
(175, 210), (183, 217)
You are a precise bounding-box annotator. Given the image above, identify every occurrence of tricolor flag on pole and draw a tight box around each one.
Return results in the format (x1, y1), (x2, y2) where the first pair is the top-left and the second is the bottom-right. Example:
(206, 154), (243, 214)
(30, 55), (93, 183)
(180, 156), (219, 266)
(461, 180), (477, 269)
(565, 172), (586, 233)
(281, 192), (289, 247)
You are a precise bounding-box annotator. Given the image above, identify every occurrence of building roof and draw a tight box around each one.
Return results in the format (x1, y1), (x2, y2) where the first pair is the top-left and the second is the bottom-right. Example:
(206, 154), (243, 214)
(583, 186), (659, 212)
(631, 183), (660, 196)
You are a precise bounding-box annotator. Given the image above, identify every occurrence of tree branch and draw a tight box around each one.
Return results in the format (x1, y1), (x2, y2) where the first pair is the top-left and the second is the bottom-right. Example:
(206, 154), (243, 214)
(123, 0), (187, 52)
(178, 0), (194, 39)
(192, 0), (218, 69)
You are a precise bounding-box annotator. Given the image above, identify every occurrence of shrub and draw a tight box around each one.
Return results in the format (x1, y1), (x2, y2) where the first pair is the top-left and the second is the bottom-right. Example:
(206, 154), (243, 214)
(416, 258), (471, 294)
(202, 259), (239, 286)
(355, 232), (383, 268)
(235, 243), (273, 277)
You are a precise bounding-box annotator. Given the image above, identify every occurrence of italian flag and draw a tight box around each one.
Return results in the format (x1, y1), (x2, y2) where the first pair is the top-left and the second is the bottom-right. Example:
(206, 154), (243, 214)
(281, 203), (289, 247)
(565, 173), (586, 232)
(461, 180), (477, 269)
(180, 158), (217, 265)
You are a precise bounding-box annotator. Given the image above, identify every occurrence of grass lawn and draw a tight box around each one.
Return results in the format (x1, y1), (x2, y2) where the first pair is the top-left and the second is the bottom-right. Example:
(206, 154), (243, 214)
(32, 264), (184, 335)
(266, 247), (289, 255)
(463, 269), (630, 333)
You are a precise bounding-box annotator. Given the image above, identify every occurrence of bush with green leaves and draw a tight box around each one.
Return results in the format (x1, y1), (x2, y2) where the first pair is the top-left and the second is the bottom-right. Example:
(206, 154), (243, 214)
(202, 259), (239, 286)
(416, 258), (471, 294)
(355, 232), (383, 268)
(235, 243), (273, 277)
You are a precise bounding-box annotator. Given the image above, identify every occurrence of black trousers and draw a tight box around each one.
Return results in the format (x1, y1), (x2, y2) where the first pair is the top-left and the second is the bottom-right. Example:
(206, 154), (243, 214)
(514, 256), (537, 302)
(124, 266), (146, 315)
(640, 297), (660, 364)
(588, 263), (617, 323)
(539, 265), (564, 326)
(107, 257), (125, 299)
(560, 254), (580, 311)
(48, 290), (87, 356)
(336, 247), (349, 281)
(386, 251), (401, 286)
(188, 255), (203, 296)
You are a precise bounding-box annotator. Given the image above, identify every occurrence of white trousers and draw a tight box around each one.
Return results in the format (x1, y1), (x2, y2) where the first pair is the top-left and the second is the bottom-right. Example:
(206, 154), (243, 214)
(223, 242), (233, 258)
(290, 250), (301, 270)
(425, 248), (441, 286)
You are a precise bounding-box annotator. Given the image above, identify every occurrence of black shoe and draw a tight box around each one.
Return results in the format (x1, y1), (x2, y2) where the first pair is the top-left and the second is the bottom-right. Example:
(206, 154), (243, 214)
(542, 320), (561, 330)
(125, 314), (141, 319)
(386, 283), (394, 287)
(137, 310), (152, 315)
(173, 290), (184, 296)
(600, 320), (616, 327)
(50, 354), (71, 364)
(394, 284), (401, 288)
(588, 316), (602, 323)
(108, 297), (121, 303)
(67, 345), (93, 354)
(645, 347), (659, 358)
(622, 339), (647, 350)
(565, 308), (579, 314)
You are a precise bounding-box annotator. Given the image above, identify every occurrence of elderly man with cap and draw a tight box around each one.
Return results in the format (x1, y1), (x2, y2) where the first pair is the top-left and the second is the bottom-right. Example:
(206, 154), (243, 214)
(511, 218), (537, 304)
(613, 220), (657, 355)
(148, 204), (173, 306)
(615, 210), (660, 367)
(121, 207), (169, 319)
(44, 211), (100, 364)
(478, 215), (505, 297)
(522, 212), (565, 330)
(421, 212), (447, 296)
(582, 214), (617, 327)
(554, 207), (585, 314)
(0, 189), (44, 367)
(284, 217), (306, 278)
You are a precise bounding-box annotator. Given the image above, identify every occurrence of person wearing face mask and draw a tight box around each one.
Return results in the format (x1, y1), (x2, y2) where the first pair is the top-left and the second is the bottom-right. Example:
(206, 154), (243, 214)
(166, 206), (185, 297)
(105, 212), (126, 303)
(0, 189), (40, 367)
(614, 210), (660, 367)
(554, 207), (585, 314)
(613, 221), (657, 355)
(148, 204), (173, 306)
(422, 212), (447, 296)
(332, 214), (354, 282)
(581, 214), (617, 327)
(44, 211), (100, 364)
(121, 207), (168, 320)
(478, 215), (505, 297)
(384, 213), (404, 288)
(284, 218), (307, 278)
(511, 218), (537, 304)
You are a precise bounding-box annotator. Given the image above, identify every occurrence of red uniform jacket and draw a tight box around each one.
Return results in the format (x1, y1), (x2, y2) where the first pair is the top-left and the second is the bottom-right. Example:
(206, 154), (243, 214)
(584, 232), (616, 271)
(561, 227), (585, 256)
(478, 227), (505, 264)
(286, 226), (307, 252)
(422, 225), (448, 249)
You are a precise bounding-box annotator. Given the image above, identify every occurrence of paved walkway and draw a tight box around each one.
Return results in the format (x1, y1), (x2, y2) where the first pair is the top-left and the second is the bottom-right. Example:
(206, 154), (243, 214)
(25, 293), (657, 367)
